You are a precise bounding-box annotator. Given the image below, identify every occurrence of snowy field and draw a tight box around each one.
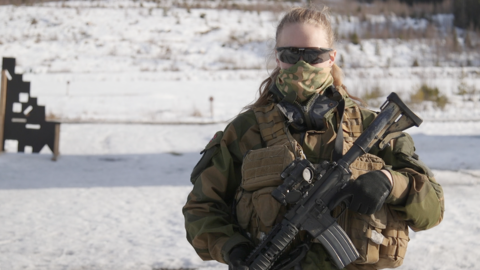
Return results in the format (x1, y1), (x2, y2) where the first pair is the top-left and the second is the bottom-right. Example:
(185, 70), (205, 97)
(1, 0), (480, 269)
(1, 0), (480, 124)
(1, 119), (480, 270)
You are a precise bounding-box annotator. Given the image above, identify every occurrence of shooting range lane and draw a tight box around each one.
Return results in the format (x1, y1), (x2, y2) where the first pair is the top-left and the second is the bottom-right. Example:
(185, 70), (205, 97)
(0, 123), (227, 189)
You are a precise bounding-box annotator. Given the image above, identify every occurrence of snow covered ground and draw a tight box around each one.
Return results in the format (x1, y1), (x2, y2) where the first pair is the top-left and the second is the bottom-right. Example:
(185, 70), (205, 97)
(23, 72), (480, 124)
(1, 1), (480, 269)
(1, 120), (480, 270)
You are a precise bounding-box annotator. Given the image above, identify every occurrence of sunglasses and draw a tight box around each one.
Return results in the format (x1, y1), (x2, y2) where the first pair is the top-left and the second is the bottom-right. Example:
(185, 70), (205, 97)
(276, 47), (333, 65)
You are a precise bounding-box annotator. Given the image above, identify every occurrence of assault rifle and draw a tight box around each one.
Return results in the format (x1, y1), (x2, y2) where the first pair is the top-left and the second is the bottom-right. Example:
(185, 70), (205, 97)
(245, 92), (423, 270)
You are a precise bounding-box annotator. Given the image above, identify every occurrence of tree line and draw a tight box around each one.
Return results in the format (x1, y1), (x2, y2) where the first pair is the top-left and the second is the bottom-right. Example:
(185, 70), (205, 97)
(1, 0), (479, 31)
(357, 0), (480, 30)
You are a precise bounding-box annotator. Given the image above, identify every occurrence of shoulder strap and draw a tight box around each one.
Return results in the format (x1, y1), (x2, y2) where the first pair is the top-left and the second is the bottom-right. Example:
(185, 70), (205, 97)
(343, 105), (364, 139)
(331, 85), (366, 160)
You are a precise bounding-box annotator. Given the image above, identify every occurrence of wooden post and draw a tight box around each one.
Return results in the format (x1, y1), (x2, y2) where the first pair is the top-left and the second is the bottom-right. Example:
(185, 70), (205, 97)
(52, 123), (60, 161)
(0, 70), (7, 152)
(209, 96), (214, 118)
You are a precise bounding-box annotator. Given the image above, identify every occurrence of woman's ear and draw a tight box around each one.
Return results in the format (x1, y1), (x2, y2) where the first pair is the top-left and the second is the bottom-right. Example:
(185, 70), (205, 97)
(329, 50), (337, 67)
(275, 51), (280, 67)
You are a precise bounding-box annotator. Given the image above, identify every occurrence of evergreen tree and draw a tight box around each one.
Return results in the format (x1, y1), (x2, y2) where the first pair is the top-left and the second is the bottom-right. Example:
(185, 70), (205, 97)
(453, 0), (480, 30)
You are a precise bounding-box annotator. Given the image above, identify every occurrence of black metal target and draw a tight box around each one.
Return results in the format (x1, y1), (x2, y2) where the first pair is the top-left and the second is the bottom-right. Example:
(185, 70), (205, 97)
(1, 57), (60, 160)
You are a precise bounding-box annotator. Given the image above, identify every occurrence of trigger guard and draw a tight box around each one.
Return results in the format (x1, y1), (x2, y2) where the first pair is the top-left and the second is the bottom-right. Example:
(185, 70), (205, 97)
(331, 197), (350, 219)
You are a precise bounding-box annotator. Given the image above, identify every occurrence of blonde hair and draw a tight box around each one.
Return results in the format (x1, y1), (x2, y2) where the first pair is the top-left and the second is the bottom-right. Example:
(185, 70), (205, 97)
(247, 6), (363, 109)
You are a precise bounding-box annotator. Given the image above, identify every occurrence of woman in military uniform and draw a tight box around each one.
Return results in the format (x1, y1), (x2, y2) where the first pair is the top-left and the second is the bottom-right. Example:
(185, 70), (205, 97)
(183, 5), (444, 270)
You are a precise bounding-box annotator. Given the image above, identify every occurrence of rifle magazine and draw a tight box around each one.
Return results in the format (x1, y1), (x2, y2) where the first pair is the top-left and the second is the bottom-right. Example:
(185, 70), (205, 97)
(316, 222), (359, 269)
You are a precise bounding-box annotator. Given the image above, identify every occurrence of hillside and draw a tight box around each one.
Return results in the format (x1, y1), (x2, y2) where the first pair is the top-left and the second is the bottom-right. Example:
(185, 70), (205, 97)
(1, 0), (479, 122)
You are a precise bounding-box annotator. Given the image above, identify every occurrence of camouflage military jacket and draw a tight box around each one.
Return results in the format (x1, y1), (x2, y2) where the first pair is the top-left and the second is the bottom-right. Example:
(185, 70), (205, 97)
(182, 94), (444, 269)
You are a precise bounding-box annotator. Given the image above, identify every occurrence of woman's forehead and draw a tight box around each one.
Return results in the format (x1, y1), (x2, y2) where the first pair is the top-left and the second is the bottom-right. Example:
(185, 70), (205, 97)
(277, 23), (329, 48)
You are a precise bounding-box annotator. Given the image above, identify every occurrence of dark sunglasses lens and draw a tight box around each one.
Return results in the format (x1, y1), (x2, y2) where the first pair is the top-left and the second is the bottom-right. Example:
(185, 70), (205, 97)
(303, 49), (329, 64)
(278, 50), (300, 64)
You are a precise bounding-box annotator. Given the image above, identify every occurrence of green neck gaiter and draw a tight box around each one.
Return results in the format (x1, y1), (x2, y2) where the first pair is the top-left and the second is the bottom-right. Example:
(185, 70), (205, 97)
(276, 60), (334, 103)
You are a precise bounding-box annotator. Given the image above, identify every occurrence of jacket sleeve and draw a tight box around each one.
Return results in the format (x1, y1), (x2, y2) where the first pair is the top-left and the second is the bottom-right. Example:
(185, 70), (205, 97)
(376, 133), (445, 231)
(182, 111), (262, 263)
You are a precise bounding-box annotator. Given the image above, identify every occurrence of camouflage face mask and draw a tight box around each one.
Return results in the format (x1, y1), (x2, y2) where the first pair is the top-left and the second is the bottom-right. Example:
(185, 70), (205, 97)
(276, 60), (334, 103)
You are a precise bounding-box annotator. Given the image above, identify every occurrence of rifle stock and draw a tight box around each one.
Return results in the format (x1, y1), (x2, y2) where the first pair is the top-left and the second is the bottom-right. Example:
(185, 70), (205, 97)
(245, 93), (422, 270)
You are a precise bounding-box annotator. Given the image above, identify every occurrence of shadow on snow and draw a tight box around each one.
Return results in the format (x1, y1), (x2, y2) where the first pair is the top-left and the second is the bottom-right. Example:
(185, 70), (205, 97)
(0, 134), (478, 189)
(0, 152), (201, 190)
(411, 134), (480, 171)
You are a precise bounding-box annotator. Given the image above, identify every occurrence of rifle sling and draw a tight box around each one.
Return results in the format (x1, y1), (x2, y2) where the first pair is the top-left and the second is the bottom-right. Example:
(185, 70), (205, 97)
(332, 99), (345, 162)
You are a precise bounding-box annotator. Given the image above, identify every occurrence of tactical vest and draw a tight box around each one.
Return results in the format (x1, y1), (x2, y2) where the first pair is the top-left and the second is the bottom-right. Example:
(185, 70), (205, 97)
(235, 100), (409, 269)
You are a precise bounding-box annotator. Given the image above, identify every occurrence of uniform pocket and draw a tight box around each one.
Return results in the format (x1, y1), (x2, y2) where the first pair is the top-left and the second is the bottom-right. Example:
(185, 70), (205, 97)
(241, 144), (295, 191)
(338, 204), (409, 268)
(235, 190), (253, 230)
(349, 153), (386, 180)
(236, 186), (286, 244)
(236, 144), (294, 243)
(374, 206), (409, 269)
(190, 131), (223, 184)
(336, 205), (388, 265)
(303, 127), (335, 163)
(252, 187), (283, 229)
